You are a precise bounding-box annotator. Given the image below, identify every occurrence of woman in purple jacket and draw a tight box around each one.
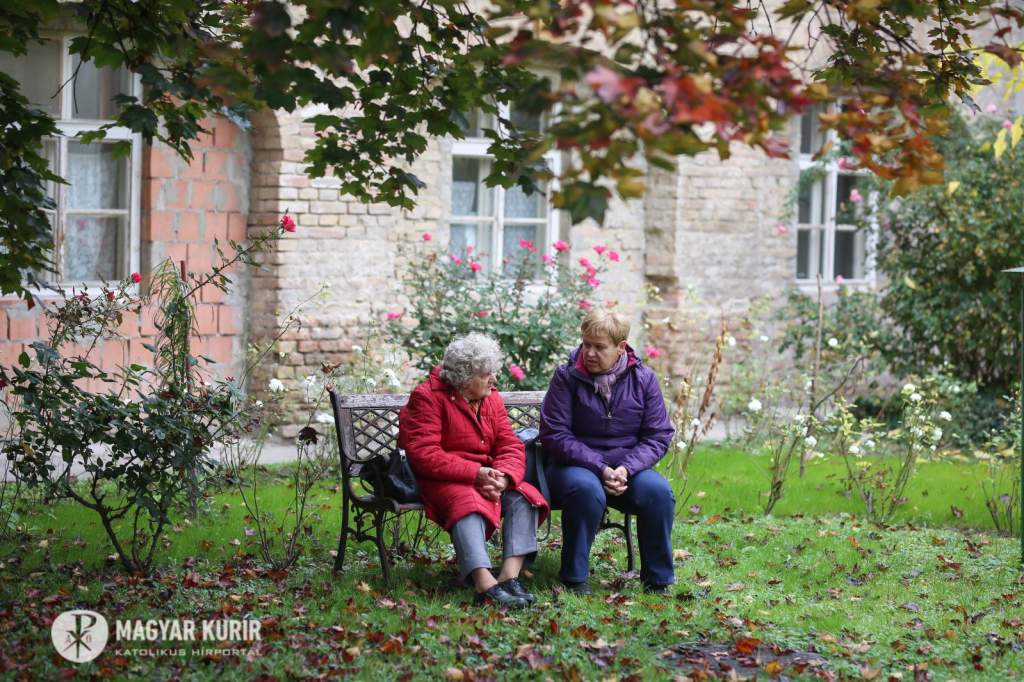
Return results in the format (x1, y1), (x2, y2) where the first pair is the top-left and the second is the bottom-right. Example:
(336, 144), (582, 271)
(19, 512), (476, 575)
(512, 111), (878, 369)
(540, 309), (676, 594)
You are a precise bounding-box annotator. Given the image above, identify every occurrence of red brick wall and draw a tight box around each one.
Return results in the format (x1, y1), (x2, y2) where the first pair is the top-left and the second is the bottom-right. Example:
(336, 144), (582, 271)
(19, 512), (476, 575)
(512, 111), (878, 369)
(0, 116), (250, 387)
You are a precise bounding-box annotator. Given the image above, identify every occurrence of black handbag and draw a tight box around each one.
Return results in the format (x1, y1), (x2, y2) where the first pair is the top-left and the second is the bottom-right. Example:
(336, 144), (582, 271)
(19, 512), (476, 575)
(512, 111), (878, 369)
(361, 449), (421, 504)
(515, 427), (551, 503)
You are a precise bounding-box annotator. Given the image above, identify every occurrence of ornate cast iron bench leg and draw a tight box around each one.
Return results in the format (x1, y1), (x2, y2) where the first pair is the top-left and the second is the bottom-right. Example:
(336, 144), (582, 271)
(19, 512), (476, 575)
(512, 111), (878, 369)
(333, 485), (351, 574)
(624, 513), (635, 573)
(375, 510), (392, 587)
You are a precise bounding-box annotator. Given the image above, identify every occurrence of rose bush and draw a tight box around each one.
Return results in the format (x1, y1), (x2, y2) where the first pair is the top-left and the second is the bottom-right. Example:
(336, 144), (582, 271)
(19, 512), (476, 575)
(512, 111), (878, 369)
(384, 239), (617, 390)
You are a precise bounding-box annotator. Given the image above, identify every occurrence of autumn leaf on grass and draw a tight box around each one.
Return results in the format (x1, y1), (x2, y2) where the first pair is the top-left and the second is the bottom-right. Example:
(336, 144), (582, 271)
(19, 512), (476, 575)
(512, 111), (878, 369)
(901, 602), (921, 613)
(726, 582), (746, 592)
(356, 581), (372, 595)
(735, 637), (761, 654)
(673, 549), (692, 561)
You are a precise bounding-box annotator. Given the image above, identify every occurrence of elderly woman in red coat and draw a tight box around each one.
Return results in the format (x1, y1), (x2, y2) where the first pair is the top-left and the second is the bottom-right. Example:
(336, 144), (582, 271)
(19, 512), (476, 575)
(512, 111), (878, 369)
(398, 332), (549, 607)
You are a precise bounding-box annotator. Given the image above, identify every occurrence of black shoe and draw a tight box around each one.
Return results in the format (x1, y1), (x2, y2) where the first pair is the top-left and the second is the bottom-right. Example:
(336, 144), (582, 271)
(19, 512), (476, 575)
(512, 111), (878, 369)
(560, 580), (592, 595)
(643, 583), (672, 595)
(474, 584), (530, 608)
(497, 578), (536, 604)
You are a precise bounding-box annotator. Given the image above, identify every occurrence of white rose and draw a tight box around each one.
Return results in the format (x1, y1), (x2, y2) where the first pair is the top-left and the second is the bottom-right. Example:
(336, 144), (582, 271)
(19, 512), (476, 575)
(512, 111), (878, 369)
(690, 418), (701, 429)
(827, 337), (839, 348)
(849, 445), (862, 457)
(759, 335), (770, 343)
(864, 438), (876, 449)
(725, 335), (736, 347)
(804, 435), (818, 448)
(902, 383), (916, 393)
(951, 385), (961, 394)
(366, 378), (377, 387)
(932, 427), (943, 440)
(939, 411), (952, 422)
(793, 414), (806, 424)
(747, 398), (762, 413)
(268, 378), (285, 393)
(315, 413), (333, 424)
(254, 400), (264, 408)
(909, 393), (922, 402)
(352, 345), (363, 354)
(911, 427), (924, 438)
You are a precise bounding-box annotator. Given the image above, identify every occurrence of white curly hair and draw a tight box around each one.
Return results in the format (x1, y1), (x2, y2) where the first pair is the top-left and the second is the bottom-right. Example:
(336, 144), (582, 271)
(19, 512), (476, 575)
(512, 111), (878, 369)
(439, 332), (504, 388)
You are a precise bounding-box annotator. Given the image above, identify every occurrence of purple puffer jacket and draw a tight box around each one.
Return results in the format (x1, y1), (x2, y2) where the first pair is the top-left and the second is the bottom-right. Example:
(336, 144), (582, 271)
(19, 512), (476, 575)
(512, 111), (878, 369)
(539, 345), (675, 477)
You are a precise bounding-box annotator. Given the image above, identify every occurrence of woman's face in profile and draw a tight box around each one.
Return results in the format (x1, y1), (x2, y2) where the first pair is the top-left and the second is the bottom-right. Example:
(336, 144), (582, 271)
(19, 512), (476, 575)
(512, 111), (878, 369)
(581, 332), (625, 374)
(462, 370), (497, 401)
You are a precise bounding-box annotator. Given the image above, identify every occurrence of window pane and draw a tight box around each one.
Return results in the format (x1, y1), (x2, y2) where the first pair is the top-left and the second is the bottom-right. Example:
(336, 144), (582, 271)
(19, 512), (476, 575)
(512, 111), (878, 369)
(797, 176), (825, 225)
(504, 183), (545, 218)
(0, 39), (61, 116)
(799, 104), (826, 156)
(509, 104), (542, 133)
(451, 157), (492, 216)
(835, 174), (861, 225)
(41, 139), (58, 206)
(70, 54), (131, 120)
(834, 229), (866, 280)
(68, 143), (127, 209)
(796, 227), (824, 280)
(450, 222), (492, 262)
(63, 215), (122, 281)
(501, 223), (542, 275)
(454, 108), (494, 138)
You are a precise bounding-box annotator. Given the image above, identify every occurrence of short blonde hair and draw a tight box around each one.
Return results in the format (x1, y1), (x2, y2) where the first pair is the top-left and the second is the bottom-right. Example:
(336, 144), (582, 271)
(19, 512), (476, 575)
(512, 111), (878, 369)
(580, 309), (630, 345)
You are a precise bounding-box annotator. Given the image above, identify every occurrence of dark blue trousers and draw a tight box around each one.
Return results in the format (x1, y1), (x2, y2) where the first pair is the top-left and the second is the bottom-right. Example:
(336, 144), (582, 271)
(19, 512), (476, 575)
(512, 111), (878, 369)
(546, 464), (675, 587)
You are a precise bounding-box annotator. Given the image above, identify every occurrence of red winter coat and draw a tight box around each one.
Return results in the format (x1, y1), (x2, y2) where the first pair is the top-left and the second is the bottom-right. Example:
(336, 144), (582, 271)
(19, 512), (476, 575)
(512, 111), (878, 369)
(398, 367), (550, 535)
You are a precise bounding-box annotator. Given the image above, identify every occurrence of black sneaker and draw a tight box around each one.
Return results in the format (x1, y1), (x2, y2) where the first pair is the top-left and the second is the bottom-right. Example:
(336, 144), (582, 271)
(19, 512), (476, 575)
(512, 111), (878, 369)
(474, 583), (530, 608)
(560, 580), (592, 595)
(497, 578), (536, 604)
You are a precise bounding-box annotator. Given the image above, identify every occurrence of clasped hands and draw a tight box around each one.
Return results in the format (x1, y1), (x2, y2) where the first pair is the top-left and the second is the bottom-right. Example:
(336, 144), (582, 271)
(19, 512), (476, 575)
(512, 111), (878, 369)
(475, 466), (511, 502)
(601, 465), (628, 496)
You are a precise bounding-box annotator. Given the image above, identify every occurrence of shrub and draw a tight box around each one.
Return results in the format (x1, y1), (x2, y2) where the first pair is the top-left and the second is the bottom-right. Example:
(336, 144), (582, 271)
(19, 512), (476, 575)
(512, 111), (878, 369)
(383, 239), (615, 389)
(0, 218), (289, 573)
(877, 114), (1024, 390)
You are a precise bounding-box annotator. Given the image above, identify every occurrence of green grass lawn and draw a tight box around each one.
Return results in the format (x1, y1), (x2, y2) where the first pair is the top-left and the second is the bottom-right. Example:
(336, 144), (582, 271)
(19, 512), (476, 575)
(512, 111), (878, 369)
(1, 447), (1022, 680)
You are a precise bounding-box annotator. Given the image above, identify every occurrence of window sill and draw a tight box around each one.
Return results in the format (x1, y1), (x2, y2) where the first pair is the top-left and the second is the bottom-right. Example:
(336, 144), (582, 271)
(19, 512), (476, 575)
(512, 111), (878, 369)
(795, 278), (875, 295)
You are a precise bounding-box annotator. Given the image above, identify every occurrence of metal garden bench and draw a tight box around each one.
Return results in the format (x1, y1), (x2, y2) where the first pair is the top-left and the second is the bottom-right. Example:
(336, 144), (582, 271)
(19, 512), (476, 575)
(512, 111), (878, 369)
(328, 389), (636, 587)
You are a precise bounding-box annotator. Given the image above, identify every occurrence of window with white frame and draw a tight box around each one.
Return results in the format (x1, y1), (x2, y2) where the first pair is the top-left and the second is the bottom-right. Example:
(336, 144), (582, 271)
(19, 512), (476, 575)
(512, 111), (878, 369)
(449, 104), (560, 274)
(0, 34), (141, 286)
(794, 104), (873, 284)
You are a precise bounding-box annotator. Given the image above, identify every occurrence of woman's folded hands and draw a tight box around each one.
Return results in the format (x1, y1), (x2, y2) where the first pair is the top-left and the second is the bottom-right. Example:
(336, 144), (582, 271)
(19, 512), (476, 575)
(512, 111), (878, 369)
(601, 465), (628, 496)
(475, 466), (511, 501)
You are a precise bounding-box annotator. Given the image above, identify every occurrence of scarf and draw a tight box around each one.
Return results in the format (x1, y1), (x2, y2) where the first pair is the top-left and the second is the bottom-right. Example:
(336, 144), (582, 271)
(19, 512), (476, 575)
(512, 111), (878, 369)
(592, 351), (628, 405)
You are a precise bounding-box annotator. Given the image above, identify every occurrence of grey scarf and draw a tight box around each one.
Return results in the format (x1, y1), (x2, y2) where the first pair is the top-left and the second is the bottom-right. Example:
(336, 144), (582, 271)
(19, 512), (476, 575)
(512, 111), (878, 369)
(593, 351), (628, 404)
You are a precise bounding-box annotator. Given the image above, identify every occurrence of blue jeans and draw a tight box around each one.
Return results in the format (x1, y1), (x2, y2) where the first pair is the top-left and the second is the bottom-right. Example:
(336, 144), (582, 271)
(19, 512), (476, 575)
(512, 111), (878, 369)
(546, 464), (675, 587)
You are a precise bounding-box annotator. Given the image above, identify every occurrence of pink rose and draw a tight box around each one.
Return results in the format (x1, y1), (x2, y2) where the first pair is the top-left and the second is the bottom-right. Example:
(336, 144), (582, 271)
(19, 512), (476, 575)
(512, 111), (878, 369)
(386, 312), (402, 320)
(849, 189), (862, 203)
(509, 365), (525, 381)
(608, 251), (620, 262)
(587, 277), (600, 288)
(280, 214), (296, 232)
(130, 272), (142, 284)
(835, 275), (846, 284)
(1003, 119), (1014, 130)
(450, 254), (462, 265)
(578, 299), (592, 310)
(586, 264), (597, 276)
(593, 245), (606, 255)
(542, 254), (554, 264)
(837, 157), (853, 171)
(578, 257), (591, 268)
(422, 232), (432, 241)
(645, 345), (662, 359)
(519, 239), (537, 252)
(776, 223), (790, 236)
(553, 240), (569, 252)
(476, 309), (490, 318)
(986, 103), (998, 114)
(469, 262), (482, 273)
(466, 245), (474, 255)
